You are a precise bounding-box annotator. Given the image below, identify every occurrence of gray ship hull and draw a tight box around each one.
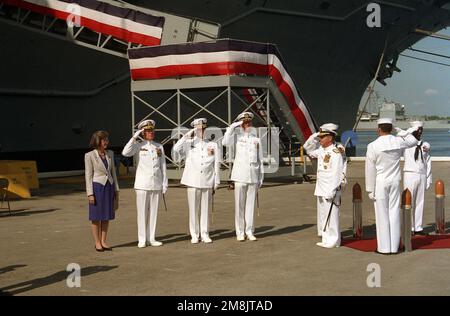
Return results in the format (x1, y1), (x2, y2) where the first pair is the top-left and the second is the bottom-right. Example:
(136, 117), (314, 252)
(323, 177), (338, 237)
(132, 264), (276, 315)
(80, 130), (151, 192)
(1, 0), (449, 171)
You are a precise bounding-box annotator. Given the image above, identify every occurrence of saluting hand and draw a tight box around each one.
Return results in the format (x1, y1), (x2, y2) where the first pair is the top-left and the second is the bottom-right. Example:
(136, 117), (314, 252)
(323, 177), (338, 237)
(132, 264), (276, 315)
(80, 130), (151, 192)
(133, 129), (144, 140)
(230, 121), (243, 129)
(188, 128), (196, 137)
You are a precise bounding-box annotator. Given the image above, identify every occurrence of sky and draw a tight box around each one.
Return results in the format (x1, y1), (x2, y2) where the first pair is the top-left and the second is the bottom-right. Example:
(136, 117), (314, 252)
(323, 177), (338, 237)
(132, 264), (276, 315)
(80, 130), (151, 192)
(367, 27), (450, 117)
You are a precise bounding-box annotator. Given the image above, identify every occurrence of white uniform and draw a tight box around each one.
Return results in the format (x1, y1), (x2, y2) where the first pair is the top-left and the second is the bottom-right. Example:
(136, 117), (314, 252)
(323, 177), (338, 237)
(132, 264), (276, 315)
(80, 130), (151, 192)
(122, 138), (168, 247)
(365, 133), (418, 253)
(304, 135), (346, 247)
(222, 126), (263, 239)
(173, 134), (220, 241)
(403, 141), (432, 232)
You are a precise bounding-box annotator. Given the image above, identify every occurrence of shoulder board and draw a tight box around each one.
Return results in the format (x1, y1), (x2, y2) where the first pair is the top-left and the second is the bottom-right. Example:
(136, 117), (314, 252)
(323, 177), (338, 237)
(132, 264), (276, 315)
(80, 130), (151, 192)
(333, 147), (345, 154)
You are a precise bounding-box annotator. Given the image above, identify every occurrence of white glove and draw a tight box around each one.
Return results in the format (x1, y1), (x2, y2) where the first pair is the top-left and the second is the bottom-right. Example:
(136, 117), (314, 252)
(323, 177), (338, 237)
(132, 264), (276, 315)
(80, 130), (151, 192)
(426, 178), (432, 190)
(368, 192), (376, 201)
(395, 127), (408, 137)
(312, 132), (320, 139)
(133, 129), (143, 140)
(162, 185), (168, 195)
(185, 128), (196, 137)
(407, 126), (419, 134)
(230, 121), (243, 129)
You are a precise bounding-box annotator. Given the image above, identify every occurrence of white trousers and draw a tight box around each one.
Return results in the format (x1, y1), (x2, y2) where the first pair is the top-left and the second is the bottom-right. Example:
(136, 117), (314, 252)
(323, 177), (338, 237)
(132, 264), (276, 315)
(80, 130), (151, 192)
(317, 193), (341, 247)
(234, 182), (257, 237)
(187, 187), (211, 239)
(135, 190), (160, 245)
(404, 172), (426, 232)
(374, 180), (401, 253)
(317, 206), (323, 237)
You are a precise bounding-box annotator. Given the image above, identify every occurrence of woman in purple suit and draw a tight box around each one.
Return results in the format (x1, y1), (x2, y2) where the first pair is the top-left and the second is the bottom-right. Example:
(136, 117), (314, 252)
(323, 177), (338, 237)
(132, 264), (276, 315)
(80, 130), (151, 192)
(84, 131), (119, 252)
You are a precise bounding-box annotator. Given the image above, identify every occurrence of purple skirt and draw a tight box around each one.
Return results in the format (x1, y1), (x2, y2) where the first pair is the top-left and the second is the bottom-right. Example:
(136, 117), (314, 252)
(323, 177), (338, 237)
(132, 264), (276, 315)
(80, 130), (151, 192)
(89, 181), (115, 221)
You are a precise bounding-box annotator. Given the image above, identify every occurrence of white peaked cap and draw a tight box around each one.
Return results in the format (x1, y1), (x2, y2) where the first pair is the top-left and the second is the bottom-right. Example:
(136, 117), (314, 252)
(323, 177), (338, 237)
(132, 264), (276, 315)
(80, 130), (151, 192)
(191, 118), (207, 127)
(377, 117), (393, 125)
(319, 123), (339, 135)
(138, 119), (156, 130)
(409, 121), (424, 128)
(236, 112), (254, 122)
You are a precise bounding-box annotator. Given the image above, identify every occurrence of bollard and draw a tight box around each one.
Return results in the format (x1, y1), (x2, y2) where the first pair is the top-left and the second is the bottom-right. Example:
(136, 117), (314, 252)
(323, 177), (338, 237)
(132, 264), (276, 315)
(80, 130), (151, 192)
(435, 180), (445, 235)
(401, 189), (412, 252)
(352, 183), (363, 238)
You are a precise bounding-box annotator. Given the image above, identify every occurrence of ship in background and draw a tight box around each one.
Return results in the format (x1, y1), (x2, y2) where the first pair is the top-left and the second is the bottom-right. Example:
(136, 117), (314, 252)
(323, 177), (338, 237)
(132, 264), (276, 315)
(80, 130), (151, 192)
(357, 96), (450, 130)
(1, 0), (450, 172)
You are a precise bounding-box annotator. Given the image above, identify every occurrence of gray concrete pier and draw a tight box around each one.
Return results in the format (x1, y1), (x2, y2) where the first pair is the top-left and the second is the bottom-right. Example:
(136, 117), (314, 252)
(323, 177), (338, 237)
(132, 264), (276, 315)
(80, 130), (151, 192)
(1, 162), (449, 296)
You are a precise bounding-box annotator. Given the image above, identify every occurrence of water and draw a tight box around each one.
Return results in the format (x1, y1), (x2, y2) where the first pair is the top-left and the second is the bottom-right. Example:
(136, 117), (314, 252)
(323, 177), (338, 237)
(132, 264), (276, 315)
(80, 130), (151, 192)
(354, 130), (450, 157)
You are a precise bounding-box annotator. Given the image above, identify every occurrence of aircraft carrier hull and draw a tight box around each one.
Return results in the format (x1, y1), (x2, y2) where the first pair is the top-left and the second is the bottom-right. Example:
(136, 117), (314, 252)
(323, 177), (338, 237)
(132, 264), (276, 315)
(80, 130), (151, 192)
(1, 0), (449, 171)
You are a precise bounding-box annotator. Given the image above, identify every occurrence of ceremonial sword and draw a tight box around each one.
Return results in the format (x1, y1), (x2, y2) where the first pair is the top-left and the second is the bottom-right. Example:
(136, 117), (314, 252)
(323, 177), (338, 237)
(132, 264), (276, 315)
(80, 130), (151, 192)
(323, 185), (341, 232)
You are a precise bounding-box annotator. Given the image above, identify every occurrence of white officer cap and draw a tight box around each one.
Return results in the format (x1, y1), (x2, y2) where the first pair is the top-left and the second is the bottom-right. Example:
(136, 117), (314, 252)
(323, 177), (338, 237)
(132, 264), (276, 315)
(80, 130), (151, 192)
(377, 117), (393, 125)
(138, 119), (156, 130)
(410, 121), (424, 128)
(191, 118), (207, 128)
(319, 123), (339, 136)
(235, 112), (254, 122)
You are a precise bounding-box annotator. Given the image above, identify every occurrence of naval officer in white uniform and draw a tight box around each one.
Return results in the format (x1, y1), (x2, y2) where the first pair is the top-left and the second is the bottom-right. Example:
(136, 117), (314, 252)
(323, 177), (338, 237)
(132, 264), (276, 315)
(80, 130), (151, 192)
(365, 118), (419, 254)
(172, 118), (221, 244)
(222, 112), (263, 241)
(122, 119), (168, 248)
(303, 123), (347, 248)
(403, 121), (432, 234)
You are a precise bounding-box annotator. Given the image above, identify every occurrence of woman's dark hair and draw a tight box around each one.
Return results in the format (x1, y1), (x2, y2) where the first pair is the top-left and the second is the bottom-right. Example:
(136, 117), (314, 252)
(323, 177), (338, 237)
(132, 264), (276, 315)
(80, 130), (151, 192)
(89, 131), (109, 148)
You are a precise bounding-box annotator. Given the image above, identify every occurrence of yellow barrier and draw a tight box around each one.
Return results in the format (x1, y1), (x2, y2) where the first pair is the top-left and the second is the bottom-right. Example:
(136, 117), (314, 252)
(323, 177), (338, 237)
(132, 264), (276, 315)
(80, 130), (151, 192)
(0, 160), (39, 189)
(0, 173), (31, 199)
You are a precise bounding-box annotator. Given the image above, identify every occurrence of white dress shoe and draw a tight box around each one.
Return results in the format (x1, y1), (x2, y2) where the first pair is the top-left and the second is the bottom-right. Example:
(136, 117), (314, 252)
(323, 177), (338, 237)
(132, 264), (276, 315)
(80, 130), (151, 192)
(191, 237), (199, 244)
(316, 242), (336, 248)
(202, 236), (212, 243)
(138, 243), (146, 248)
(150, 241), (163, 247)
(236, 236), (245, 242)
(246, 235), (257, 241)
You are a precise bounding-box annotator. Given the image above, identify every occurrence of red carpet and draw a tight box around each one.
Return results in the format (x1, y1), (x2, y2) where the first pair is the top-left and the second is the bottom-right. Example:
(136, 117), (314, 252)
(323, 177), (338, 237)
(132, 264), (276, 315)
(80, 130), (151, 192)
(342, 235), (450, 252)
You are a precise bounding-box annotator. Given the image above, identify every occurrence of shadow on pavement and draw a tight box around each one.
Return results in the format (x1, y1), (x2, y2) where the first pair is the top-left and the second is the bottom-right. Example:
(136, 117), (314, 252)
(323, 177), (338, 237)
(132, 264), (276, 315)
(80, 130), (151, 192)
(0, 265), (118, 296)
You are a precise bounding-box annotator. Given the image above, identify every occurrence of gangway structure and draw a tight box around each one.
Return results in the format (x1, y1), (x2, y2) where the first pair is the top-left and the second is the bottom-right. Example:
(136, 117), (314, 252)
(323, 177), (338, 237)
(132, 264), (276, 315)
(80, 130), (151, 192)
(127, 39), (318, 175)
(0, 0), (220, 57)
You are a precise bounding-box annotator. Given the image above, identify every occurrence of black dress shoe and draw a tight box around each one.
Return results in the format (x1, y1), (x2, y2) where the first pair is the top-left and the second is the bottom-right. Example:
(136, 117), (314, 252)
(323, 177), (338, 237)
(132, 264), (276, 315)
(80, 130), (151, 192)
(374, 250), (391, 255)
(415, 231), (428, 236)
(102, 246), (113, 251)
(95, 246), (104, 252)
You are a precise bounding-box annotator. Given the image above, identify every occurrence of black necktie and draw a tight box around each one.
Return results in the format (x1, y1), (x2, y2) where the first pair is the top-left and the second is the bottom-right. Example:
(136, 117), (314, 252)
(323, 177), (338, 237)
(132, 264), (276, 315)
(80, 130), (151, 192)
(414, 141), (423, 162)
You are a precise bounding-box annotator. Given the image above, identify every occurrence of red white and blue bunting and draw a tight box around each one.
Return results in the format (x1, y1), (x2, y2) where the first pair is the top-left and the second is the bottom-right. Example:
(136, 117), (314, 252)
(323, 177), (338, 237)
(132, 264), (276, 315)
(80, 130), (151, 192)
(128, 39), (318, 138)
(2, 0), (164, 46)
